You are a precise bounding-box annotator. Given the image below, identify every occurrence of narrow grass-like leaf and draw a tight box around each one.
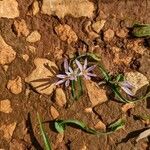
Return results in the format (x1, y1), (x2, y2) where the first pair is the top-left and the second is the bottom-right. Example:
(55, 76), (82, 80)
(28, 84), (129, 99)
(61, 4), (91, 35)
(54, 119), (125, 136)
(132, 24), (150, 37)
(37, 113), (52, 150)
(136, 128), (150, 142)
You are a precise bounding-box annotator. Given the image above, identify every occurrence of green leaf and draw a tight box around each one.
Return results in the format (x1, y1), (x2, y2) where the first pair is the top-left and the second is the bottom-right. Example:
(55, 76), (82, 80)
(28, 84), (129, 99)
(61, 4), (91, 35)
(98, 64), (111, 82)
(132, 24), (150, 37)
(108, 119), (125, 132)
(54, 119), (125, 135)
(37, 113), (52, 150)
(74, 53), (101, 62)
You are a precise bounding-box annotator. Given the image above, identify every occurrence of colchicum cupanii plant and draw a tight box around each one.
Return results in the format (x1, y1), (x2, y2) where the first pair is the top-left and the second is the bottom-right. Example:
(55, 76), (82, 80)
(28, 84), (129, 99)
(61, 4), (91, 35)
(55, 53), (150, 103)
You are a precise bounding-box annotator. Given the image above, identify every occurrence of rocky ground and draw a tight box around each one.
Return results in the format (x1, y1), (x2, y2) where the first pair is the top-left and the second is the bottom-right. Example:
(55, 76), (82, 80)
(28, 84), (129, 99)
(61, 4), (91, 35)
(0, 0), (150, 150)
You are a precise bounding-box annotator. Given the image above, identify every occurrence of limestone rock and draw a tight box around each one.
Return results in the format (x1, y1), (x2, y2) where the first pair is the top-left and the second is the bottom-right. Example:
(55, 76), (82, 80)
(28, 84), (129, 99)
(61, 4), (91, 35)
(55, 24), (78, 44)
(125, 71), (149, 96)
(0, 99), (12, 113)
(55, 88), (67, 107)
(92, 20), (106, 33)
(41, 0), (94, 18)
(0, 122), (17, 141)
(85, 80), (108, 107)
(0, 0), (19, 18)
(26, 31), (41, 43)
(7, 76), (22, 94)
(22, 54), (29, 62)
(25, 58), (58, 95)
(94, 120), (106, 131)
(50, 106), (59, 119)
(13, 19), (29, 37)
(33, 1), (39, 15)
(104, 29), (114, 42)
(0, 35), (16, 65)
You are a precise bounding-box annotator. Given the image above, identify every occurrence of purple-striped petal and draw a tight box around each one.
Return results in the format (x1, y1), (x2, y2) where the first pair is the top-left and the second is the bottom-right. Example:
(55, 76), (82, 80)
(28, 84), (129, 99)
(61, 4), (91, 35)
(87, 65), (96, 72)
(84, 75), (91, 80)
(75, 59), (83, 71)
(87, 73), (97, 77)
(68, 67), (73, 73)
(121, 86), (134, 96)
(65, 80), (70, 87)
(83, 59), (88, 70)
(56, 74), (67, 79)
(55, 79), (65, 85)
(64, 58), (69, 72)
(121, 81), (134, 89)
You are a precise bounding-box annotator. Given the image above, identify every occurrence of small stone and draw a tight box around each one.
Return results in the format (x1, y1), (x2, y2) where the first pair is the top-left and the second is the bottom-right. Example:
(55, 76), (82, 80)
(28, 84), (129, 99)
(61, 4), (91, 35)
(116, 28), (128, 38)
(0, 99), (12, 113)
(55, 88), (67, 107)
(7, 76), (22, 94)
(104, 29), (115, 42)
(0, 0), (19, 18)
(125, 71), (149, 96)
(13, 19), (29, 37)
(121, 103), (135, 112)
(55, 24), (78, 44)
(81, 145), (87, 150)
(85, 80), (108, 107)
(22, 54), (29, 62)
(50, 106), (59, 119)
(84, 107), (93, 113)
(92, 20), (106, 33)
(28, 45), (36, 53)
(2, 65), (9, 72)
(26, 31), (41, 43)
(53, 47), (63, 60)
(94, 120), (106, 131)
(0, 122), (17, 141)
(25, 58), (58, 95)
(0, 35), (16, 65)
(33, 1), (39, 15)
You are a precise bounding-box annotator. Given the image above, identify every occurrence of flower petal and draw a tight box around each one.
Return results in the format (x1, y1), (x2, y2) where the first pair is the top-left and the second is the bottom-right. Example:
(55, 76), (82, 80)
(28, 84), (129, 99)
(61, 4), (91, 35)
(56, 74), (66, 78)
(87, 73), (97, 77)
(65, 80), (70, 87)
(64, 58), (69, 72)
(83, 59), (88, 70)
(75, 59), (83, 71)
(55, 79), (65, 85)
(69, 67), (73, 73)
(121, 86), (134, 96)
(121, 81), (134, 89)
(84, 75), (91, 80)
(87, 65), (96, 72)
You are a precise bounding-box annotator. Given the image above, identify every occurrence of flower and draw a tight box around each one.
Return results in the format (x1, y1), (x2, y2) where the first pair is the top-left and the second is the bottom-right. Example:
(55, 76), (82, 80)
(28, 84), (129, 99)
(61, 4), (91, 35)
(75, 58), (97, 80)
(55, 59), (78, 87)
(119, 80), (135, 96)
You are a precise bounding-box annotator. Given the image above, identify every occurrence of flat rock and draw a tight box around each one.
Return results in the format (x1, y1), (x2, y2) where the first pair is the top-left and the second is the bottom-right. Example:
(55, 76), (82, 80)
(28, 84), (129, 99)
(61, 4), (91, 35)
(7, 76), (22, 94)
(125, 71), (149, 96)
(0, 35), (16, 65)
(42, 0), (94, 18)
(0, 0), (19, 18)
(0, 99), (12, 113)
(0, 122), (17, 141)
(85, 80), (108, 107)
(55, 88), (67, 107)
(33, 1), (39, 15)
(55, 24), (78, 44)
(25, 58), (58, 95)
(26, 31), (41, 43)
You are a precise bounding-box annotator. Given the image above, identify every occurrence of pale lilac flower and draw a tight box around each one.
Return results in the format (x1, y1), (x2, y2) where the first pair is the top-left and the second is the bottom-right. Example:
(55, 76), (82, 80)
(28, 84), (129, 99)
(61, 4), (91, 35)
(55, 59), (78, 87)
(75, 59), (97, 80)
(119, 80), (135, 96)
